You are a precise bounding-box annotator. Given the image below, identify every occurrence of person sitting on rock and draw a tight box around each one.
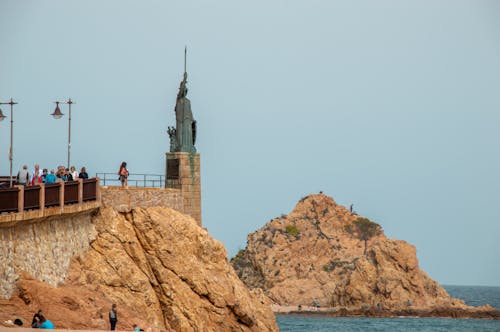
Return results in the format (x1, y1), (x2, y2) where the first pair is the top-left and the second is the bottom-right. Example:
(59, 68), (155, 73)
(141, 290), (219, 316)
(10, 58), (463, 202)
(133, 324), (144, 332)
(31, 309), (42, 328)
(38, 315), (54, 329)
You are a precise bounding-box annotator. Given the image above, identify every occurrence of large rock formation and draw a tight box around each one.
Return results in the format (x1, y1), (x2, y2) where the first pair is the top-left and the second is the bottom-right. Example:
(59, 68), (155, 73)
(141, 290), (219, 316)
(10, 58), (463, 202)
(231, 194), (496, 316)
(0, 207), (278, 331)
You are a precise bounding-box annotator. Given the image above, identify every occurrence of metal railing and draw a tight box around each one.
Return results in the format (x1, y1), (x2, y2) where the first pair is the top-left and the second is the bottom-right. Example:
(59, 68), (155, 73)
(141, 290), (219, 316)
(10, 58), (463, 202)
(96, 173), (165, 188)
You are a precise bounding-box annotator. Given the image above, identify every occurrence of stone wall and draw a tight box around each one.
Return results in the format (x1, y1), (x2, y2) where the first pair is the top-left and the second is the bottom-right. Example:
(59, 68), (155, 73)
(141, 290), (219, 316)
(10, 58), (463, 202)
(100, 187), (184, 213)
(0, 212), (96, 299)
(165, 152), (201, 225)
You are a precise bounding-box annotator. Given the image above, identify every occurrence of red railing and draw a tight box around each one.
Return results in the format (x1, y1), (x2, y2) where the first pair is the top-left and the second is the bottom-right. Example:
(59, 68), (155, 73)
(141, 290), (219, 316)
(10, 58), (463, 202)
(0, 187), (19, 212)
(45, 183), (61, 207)
(24, 185), (41, 210)
(83, 178), (97, 201)
(64, 181), (79, 204)
(0, 178), (100, 214)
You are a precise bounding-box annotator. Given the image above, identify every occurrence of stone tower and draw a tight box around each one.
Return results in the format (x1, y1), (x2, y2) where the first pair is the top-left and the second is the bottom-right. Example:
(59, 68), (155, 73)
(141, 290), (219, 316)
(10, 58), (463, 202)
(165, 50), (201, 225)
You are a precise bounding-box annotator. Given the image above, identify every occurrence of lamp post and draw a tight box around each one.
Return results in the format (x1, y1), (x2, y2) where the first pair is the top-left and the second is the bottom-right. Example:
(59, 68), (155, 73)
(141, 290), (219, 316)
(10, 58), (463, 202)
(0, 98), (18, 187)
(51, 98), (74, 169)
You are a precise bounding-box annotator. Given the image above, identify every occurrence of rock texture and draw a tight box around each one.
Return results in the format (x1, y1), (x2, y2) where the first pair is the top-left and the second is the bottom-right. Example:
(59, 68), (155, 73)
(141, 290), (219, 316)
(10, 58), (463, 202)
(231, 194), (497, 317)
(0, 212), (96, 299)
(0, 206), (278, 332)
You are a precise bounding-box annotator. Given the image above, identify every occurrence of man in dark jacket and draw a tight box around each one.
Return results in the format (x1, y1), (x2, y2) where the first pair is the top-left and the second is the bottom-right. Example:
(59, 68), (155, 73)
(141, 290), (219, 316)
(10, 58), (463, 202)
(109, 304), (118, 330)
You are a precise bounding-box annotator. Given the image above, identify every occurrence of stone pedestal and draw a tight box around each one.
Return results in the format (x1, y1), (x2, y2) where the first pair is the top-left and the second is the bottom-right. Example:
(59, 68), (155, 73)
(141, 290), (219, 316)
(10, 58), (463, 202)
(165, 152), (201, 225)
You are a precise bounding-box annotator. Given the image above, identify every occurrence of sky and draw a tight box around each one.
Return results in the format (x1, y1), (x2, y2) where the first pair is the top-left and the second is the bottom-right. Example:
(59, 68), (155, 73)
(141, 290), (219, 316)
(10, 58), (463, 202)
(0, 0), (499, 286)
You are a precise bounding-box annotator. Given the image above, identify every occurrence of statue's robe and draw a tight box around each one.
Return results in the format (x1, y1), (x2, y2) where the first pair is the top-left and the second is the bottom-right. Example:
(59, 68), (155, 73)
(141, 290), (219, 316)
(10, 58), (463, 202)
(175, 97), (195, 153)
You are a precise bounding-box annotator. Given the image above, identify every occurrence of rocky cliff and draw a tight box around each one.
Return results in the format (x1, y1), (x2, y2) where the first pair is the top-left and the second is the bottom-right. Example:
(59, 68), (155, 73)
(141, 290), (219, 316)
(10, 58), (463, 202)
(0, 206), (278, 331)
(231, 194), (496, 317)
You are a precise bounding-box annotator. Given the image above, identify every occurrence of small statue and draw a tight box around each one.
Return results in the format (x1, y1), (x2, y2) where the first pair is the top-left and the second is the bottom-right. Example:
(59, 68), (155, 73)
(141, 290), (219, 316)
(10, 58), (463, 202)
(167, 126), (177, 152)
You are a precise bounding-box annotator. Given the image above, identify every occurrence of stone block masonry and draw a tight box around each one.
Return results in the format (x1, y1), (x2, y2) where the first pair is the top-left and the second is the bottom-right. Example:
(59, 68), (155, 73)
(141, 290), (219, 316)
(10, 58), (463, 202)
(100, 187), (183, 213)
(165, 152), (201, 225)
(0, 211), (96, 299)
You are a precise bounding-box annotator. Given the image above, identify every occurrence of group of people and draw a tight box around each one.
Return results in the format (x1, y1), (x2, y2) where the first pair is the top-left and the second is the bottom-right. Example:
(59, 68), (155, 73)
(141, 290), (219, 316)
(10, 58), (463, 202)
(14, 304), (141, 331)
(14, 161), (130, 188)
(31, 309), (54, 329)
(16, 164), (89, 186)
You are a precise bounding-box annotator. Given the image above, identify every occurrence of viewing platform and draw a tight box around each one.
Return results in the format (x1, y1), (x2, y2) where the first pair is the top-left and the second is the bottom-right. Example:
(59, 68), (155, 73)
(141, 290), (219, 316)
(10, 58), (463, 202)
(0, 178), (100, 227)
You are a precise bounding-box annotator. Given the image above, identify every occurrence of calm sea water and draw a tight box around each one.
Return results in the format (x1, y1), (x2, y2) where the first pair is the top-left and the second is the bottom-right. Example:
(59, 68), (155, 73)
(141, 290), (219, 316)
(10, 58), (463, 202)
(277, 285), (500, 332)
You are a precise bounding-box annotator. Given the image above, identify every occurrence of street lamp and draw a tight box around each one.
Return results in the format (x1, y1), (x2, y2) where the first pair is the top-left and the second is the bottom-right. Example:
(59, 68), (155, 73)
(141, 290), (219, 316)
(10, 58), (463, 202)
(51, 98), (74, 169)
(0, 98), (18, 187)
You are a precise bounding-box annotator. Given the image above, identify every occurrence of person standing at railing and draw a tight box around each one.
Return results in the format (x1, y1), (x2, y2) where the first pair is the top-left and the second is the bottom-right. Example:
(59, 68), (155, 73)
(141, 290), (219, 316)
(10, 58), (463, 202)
(70, 166), (79, 180)
(41, 169), (48, 183)
(17, 165), (30, 186)
(65, 168), (73, 181)
(30, 164), (40, 184)
(79, 166), (89, 179)
(31, 170), (43, 185)
(118, 162), (129, 189)
(45, 170), (57, 184)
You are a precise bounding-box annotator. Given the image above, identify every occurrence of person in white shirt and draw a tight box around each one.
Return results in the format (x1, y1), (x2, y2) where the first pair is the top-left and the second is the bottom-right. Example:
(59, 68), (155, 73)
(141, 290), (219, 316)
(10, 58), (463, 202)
(70, 166), (79, 180)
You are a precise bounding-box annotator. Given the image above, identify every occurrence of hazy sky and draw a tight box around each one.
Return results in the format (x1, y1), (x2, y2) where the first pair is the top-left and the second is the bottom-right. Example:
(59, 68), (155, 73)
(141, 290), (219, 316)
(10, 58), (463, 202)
(1, 1), (499, 286)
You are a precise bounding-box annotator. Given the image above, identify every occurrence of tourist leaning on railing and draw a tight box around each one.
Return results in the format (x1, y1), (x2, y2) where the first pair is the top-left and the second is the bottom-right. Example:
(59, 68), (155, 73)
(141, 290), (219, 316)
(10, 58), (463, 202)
(79, 167), (89, 179)
(31, 171), (43, 185)
(17, 165), (29, 186)
(11, 163), (91, 185)
(45, 170), (57, 184)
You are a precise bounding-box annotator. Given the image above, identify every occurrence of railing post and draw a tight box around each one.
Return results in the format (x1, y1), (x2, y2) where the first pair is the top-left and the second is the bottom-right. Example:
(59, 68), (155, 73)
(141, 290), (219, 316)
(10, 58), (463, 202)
(59, 181), (65, 211)
(96, 177), (101, 202)
(39, 183), (45, 213)
(78, 178), (83, 204)
(16, 185), (24, 213)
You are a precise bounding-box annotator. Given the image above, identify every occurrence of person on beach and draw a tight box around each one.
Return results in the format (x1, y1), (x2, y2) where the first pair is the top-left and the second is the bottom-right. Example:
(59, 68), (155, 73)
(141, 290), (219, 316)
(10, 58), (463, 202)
(109, 303), (118, 330)
(118, 162), (129, 189)
(133, 324), (144, 332)
(38, 316), (54, 329)
(31, 309), (43, 328)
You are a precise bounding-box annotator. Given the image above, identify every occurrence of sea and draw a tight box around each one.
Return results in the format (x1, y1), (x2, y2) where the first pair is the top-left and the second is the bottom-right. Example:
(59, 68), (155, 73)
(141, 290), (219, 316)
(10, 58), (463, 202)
(276, 286), (500, 332)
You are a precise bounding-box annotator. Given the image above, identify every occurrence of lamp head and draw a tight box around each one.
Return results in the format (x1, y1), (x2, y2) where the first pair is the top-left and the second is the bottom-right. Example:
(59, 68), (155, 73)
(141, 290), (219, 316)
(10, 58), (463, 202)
(51, 102), (64, 119)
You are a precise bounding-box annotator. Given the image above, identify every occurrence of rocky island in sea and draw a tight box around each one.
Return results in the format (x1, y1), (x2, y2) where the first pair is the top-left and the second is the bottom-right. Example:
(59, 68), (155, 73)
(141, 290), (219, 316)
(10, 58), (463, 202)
(231, 193), (499, 319)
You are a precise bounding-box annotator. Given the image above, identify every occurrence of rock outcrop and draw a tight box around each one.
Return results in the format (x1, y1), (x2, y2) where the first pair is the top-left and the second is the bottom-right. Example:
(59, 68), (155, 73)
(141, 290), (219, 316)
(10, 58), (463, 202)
(0, 206), (278, 332)
(231, 194), (496, 317)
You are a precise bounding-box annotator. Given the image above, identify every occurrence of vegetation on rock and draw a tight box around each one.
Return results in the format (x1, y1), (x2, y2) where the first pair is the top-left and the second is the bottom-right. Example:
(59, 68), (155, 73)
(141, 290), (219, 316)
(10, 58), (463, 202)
(285, 225), (300, 237)
(345, 217), (382, 255)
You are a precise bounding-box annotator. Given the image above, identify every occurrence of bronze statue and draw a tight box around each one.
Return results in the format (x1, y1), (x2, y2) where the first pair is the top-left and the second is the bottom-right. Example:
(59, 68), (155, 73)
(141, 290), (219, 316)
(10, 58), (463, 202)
(169, 48), (197, 153)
